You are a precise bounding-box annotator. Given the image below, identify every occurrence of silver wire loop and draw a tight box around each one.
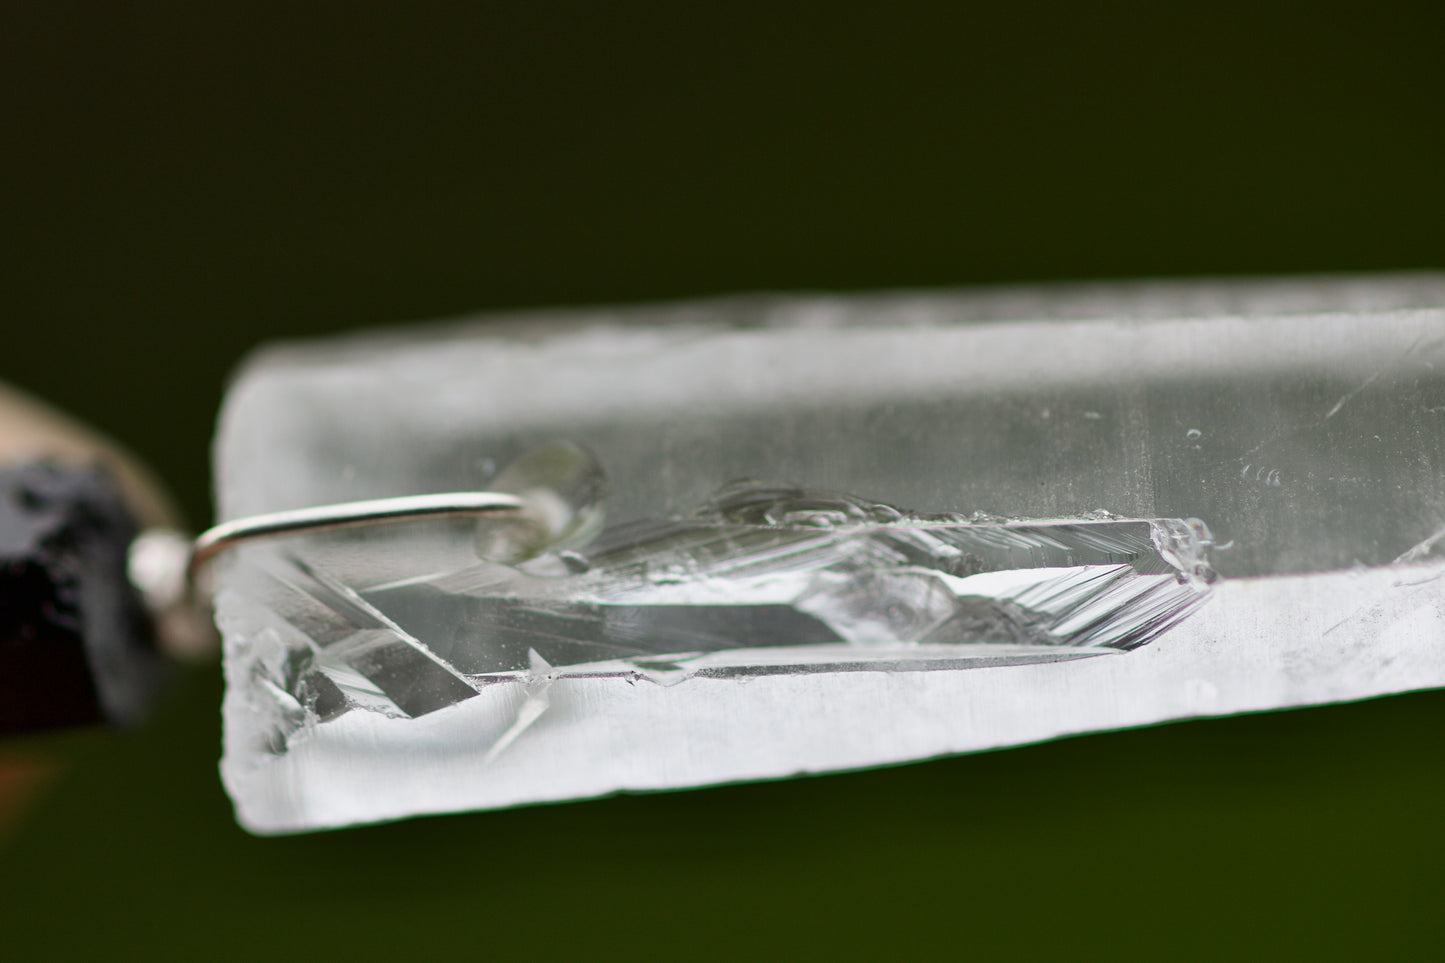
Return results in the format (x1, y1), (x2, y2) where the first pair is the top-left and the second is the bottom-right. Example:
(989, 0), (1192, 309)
(188, 491), (527, 581)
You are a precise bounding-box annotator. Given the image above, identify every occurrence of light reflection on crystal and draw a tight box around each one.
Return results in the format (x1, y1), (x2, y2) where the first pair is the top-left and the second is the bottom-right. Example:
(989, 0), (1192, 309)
(213, 281), (1445, 833)
(225, 479), (1215, 758)
(474, 441), (609, 563)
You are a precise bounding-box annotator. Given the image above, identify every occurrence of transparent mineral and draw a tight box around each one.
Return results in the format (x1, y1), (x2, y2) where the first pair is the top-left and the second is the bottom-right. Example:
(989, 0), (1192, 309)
(215, 274), (1445, 833)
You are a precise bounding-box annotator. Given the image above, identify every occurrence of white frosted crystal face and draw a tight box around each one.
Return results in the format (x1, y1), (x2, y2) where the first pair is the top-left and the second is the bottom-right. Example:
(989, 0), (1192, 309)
(215, 277), (1445, 833)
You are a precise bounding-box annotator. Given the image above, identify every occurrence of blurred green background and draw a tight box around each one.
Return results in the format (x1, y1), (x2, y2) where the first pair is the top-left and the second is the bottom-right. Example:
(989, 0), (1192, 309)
(2, 3), (1442, 959)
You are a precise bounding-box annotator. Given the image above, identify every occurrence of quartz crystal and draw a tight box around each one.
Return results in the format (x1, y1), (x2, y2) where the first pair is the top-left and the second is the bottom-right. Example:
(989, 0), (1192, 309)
(215, 275), (1445, 833)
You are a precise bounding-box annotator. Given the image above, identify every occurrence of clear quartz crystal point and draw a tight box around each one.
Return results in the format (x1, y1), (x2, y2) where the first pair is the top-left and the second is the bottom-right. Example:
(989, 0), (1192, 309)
(214, 275), (1445, 833)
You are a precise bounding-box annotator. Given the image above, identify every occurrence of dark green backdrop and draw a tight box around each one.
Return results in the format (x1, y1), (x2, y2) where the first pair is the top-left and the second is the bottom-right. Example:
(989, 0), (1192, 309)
(2, 4), (1442, 959)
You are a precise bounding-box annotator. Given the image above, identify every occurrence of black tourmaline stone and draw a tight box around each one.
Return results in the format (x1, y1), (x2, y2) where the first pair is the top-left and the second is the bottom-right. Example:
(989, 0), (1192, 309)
(0, 463), (166, 734)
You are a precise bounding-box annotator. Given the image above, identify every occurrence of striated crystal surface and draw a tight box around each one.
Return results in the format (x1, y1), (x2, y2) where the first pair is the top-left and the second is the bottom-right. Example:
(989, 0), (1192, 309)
(215, 275), (1445, 833)
(222, 478), (1214, 749)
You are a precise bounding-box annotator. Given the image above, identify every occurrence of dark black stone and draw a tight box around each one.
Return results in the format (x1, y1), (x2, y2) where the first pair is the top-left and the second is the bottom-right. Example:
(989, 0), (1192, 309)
(0, 462), (167, 734)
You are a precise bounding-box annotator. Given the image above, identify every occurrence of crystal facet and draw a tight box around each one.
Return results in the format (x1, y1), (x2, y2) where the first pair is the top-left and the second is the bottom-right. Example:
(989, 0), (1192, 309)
(228, 478), (1214, 746)
(215, 276), (1445, 833)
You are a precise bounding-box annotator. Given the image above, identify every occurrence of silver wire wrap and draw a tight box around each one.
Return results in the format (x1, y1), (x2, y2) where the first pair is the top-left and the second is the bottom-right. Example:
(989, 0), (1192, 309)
(187, 491), (526, 581)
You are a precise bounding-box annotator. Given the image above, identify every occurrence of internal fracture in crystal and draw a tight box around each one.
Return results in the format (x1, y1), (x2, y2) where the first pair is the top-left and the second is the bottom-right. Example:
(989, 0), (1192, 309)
(220, 474), (1216, 756)
(214, 278), (1445, 833)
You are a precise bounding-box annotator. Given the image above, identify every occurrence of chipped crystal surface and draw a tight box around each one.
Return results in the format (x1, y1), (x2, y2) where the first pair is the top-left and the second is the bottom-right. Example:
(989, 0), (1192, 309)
(215, 275), (1445, 833)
